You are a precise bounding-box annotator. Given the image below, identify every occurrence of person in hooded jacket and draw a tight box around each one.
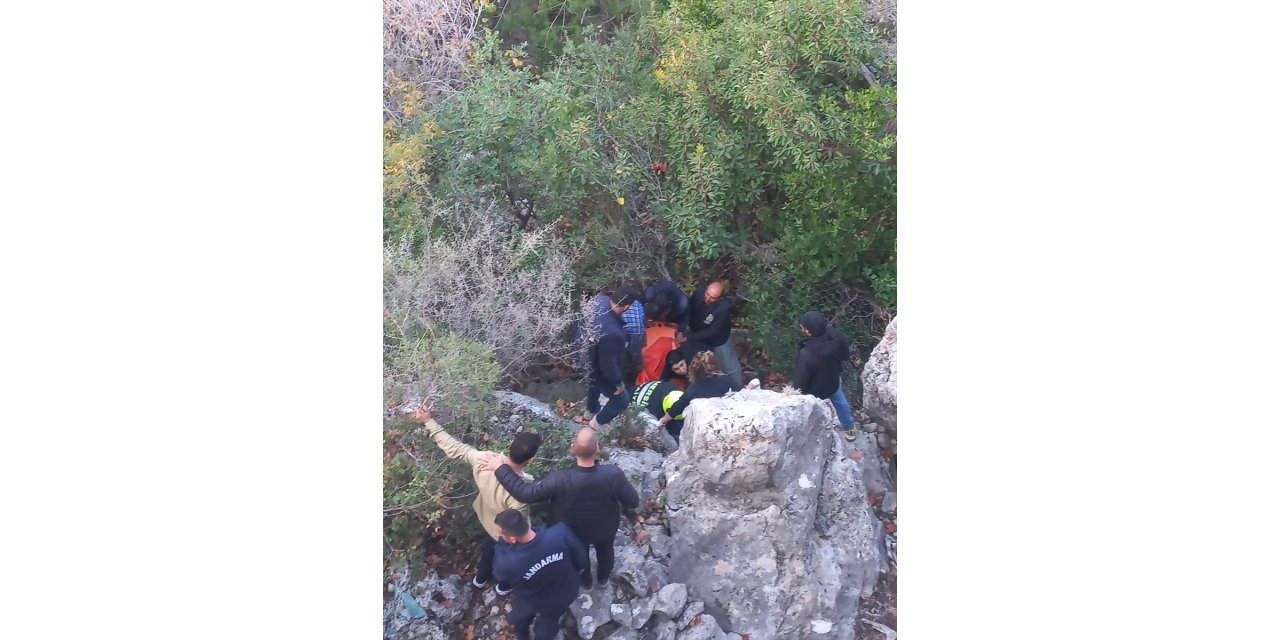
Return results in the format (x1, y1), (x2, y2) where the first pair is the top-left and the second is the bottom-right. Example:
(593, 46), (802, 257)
(791, 310), (857, 438)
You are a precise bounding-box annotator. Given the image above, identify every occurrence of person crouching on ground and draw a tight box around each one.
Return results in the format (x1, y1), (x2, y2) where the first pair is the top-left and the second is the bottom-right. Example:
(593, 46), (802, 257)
(632, 379), (686, 444)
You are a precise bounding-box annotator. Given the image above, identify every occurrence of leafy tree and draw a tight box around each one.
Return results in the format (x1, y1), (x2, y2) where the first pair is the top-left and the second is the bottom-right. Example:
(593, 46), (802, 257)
(493, 0), (649, 65)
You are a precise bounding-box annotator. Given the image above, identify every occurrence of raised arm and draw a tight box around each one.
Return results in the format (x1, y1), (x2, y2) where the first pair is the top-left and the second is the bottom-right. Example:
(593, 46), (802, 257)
(408, 408), (483, 467)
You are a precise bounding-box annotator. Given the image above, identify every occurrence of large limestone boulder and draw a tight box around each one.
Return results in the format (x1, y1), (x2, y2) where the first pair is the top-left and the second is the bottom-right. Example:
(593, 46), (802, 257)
(860, 317), (897, 431)
(662, 391), (885, 640)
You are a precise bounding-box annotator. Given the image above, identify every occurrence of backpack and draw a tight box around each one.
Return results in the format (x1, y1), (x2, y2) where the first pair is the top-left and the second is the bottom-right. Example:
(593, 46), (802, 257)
(635, 321), (678, 386)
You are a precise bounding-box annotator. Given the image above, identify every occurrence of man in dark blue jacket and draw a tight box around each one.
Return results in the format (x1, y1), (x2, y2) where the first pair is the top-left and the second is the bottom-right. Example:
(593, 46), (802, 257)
(492, 509), (589, 640)
(584, 286), (639, 429)
(688, 280), (743, 389)
(641, 281), (691, 337)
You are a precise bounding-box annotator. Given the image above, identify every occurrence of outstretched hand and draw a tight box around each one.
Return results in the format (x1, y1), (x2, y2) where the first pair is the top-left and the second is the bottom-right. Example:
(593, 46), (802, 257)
(406, 406), (432, 424)
(478, 453), (505, 472)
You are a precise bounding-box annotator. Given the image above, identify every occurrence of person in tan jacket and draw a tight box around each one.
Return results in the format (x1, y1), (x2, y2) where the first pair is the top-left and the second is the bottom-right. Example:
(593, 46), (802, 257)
(408, 406), (541, 595)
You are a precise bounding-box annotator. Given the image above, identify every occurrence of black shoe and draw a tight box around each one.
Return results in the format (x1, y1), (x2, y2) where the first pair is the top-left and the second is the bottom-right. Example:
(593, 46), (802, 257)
(495, 582), (513, 596)
(579, 573), (593, 590)
(470, 575), (487, 589)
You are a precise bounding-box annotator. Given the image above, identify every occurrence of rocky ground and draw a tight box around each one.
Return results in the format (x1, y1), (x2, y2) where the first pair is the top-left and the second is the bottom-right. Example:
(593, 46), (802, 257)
(384, 387), (897, 640)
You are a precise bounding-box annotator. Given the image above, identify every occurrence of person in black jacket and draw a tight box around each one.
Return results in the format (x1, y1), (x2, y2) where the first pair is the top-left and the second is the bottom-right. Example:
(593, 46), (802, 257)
(481, 428), (641, 591)
(688, 281), (742, 389)
(584, 286), (640, 429)
(658, 351), (738, 442)
(641, 281), (692, 337)
(492, 509), (589, 640)
(791, 311), (857, 437)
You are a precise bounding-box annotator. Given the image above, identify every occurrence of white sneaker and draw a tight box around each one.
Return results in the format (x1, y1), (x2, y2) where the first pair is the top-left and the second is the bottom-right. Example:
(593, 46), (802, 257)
(746, 378), (761, 390)
(495, 583), (513, 596)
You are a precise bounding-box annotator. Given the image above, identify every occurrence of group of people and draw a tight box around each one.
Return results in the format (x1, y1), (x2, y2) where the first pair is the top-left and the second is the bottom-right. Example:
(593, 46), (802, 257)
(579, 279), (858, 442)
(403, 278), (860, 640)
(577, 280), (746, 441)
(408, 407), (641, 640)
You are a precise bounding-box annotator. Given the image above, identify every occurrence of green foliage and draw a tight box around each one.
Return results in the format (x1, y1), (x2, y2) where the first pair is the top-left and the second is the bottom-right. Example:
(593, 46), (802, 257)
(644, 0), (896, 288)
(383, 318), (501, 422)
(493, 0), (650, 65)
(387, 0), (896, 381)
(382, 324), (500, 576)
(383, 417), (479, 577)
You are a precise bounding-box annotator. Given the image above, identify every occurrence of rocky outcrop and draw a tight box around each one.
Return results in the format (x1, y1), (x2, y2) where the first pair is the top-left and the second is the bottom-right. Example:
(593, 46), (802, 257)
(387, 387), (893, 640)
(662, 391), (885, 640)
(859, 317), (897, 431)
(604, 448), (666, 508)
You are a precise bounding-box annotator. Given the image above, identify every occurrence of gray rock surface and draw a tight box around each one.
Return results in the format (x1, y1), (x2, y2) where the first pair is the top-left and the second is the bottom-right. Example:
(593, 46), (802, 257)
(677, 601), (704, 630)
(491, 390), (562, 423)
(675, 612), (727, 640)
(651, 618), (678, 640)
(605, 447), (667, 507)
(568, 590), (615, 639)
(615, 540), (669, 596)
(662, 391), (884, 640)
(852, 431), (888, 498)
(653, 583), (688, 620)
(859, 317), (897, 431)
(630, 594), (657, 630)
(383, 568), (474, 640)
(603, 627), (640, 640)
(611, 601), (634, 628)
(646, 526), (673, 560)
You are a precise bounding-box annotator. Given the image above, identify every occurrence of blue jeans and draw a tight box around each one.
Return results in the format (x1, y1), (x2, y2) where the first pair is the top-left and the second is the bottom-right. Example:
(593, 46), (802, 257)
(476, 534), (511, 590)
(829, 378), (855, 430)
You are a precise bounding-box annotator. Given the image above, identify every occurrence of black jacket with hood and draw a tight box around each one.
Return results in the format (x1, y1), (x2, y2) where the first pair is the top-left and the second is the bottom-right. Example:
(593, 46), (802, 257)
(791, 318), (851, 400)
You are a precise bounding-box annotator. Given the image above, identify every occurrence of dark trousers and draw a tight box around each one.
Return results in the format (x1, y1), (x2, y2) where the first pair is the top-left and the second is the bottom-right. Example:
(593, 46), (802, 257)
(509, 599), (568, 640)
(582, 536), (616, 585)
(476, 535), (510, 589)
(585, 381), (630, 425)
